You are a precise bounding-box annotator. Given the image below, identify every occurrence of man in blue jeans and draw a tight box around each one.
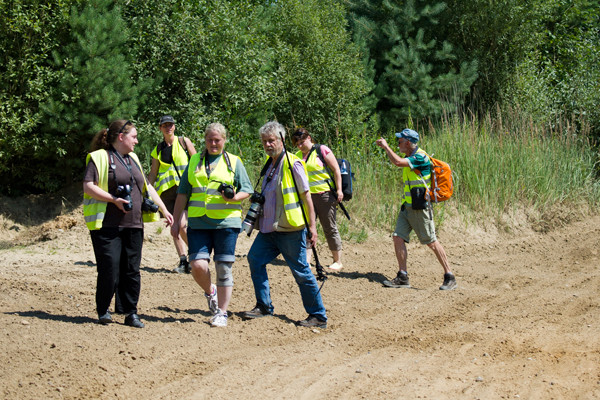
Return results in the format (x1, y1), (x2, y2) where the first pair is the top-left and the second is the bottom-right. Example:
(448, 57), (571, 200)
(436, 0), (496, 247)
(242, 121), (328, 329)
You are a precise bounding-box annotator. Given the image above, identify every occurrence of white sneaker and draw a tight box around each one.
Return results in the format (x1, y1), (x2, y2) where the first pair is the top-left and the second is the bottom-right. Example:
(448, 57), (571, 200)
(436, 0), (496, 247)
(204, 284), (219, 315)
(328, 262), (343, 271)
(210, 311), (228, 327)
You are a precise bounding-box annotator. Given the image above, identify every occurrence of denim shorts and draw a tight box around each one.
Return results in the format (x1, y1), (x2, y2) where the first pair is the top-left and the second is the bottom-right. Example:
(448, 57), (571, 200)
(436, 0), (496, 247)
(187, 227), (240, 262)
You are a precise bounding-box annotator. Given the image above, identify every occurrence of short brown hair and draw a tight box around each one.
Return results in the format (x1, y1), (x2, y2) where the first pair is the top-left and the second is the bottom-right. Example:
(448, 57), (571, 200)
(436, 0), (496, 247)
(291, 127), (311, 145)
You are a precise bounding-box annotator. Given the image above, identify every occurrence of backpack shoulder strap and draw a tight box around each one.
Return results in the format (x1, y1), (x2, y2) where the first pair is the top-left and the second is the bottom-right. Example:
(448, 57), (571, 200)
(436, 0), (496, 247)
(315, 144), (326, 165)
(178, 136), (190, 159)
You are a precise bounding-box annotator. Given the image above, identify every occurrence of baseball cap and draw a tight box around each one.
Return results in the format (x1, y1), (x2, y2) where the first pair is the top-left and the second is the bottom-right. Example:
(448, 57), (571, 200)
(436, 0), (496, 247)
(395, 128), (419, 143)
(159, 115), (176, 125)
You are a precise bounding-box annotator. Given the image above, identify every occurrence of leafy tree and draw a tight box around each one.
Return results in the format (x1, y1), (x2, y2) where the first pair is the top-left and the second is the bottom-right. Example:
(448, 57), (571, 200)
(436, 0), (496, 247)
(505, 0), (600, 136)
(264, 0), (373, 144)
(0, 0), (74, 194)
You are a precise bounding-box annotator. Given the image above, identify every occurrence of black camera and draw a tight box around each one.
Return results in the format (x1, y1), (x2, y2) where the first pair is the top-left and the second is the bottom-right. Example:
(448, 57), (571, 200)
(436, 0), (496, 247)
(217, 182), (235, 200)
(141, 196), (159, 213)
(242, 192), (265, 236)
(115, 184), (133, 211)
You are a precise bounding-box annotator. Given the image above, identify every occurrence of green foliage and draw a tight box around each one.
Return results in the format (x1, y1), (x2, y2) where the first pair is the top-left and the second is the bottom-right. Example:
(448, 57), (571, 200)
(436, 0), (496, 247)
(348, 0), (478, 131)
(350, 111), (600, 235)
(0, 0), (74, 194)
(264, 0), (373, 144)
(502, 0), (600, 138)
(38, 0), (144, 188)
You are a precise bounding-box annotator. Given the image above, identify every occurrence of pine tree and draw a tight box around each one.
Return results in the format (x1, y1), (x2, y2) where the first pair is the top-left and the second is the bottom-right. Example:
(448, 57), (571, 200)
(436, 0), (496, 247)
(39, 0), (143, 188)
(349, 0), (478, 131)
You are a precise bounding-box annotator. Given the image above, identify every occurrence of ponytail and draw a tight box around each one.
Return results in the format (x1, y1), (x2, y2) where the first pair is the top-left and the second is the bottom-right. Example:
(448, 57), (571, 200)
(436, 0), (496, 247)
(89, 119), (134, 152)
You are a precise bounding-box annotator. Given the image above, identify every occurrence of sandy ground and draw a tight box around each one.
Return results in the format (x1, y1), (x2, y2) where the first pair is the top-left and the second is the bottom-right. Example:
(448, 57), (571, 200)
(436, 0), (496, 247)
(1, 189), (599, 400)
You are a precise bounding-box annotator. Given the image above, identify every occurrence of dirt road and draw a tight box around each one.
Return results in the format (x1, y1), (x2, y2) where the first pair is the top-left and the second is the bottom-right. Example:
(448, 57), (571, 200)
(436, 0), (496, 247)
(1, 197), (599, 399)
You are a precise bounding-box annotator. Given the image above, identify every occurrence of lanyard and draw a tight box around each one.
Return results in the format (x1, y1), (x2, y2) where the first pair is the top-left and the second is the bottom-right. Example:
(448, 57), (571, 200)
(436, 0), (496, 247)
(109, 149), (141, 192)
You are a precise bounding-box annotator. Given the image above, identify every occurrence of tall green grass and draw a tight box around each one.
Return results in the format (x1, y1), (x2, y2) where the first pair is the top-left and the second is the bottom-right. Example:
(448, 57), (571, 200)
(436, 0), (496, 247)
(336, 110), (600, 241)
(137, 110), (600, 242)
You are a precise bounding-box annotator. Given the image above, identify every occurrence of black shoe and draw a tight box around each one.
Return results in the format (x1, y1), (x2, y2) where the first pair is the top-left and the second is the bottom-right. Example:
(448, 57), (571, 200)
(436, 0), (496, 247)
(124, 313), (145, 328)
(439, 273), (457, 290)
(242, 304), (272, 319)
(382, 272), (410, 288)
(184, 260), (191, 274)
(98, 311), (112, 325)
(173, 261), (186, 274)
(296, 316), (327, 329)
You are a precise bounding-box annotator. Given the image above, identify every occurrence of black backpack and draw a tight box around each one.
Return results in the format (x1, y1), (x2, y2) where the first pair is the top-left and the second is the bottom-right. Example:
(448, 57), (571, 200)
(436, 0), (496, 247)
(312, 144), (354, 201)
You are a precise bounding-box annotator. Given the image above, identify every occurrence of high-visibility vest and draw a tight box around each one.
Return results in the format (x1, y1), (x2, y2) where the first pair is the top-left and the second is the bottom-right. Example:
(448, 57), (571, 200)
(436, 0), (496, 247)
(279, 153), (307, 227)
(402, 148), (432, 207)
(151, 136), (188, 195)
(296, 149), (331, 194)
(83, 150), (158, 230)
(187, 152), (242, 220)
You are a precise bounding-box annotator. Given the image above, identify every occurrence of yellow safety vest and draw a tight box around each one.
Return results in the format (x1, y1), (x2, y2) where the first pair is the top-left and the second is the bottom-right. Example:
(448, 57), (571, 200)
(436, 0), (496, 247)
(151, 136), (188, 195)
(280, 153), (307, 228)
(187, 152), (242, 220)
(296, 148), (331, 194)
(83, 150), (159, 230)
(402, 148), (432, 207)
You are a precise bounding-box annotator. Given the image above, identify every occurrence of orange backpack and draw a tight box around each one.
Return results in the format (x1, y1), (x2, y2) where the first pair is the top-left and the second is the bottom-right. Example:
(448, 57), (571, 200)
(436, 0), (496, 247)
(426, 154), (453, 202)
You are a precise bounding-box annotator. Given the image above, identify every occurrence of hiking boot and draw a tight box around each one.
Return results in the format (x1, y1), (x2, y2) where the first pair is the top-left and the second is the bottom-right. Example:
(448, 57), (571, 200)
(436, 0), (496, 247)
(439, 273), (457, 290)
(205, 284), (219, 315)
(173, 260), (186, 274)
(296, 315), (327, 329)
(183, 259), (191, 274)
(382, 272), (411, 288)
(210, 311), (228, 327)
(242, 304), (272, 319)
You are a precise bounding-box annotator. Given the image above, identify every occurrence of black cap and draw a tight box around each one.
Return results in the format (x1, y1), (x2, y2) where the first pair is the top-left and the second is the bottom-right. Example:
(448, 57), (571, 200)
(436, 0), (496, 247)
(159, 115), (176, 125)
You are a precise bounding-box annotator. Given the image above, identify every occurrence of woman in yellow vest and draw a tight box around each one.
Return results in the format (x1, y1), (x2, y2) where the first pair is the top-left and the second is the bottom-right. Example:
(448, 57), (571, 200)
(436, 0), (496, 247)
(83, 120), (173, 328)
(291, 128), (344, 271)
(170, 123), (252, 328)
(148, 115), (197, 274)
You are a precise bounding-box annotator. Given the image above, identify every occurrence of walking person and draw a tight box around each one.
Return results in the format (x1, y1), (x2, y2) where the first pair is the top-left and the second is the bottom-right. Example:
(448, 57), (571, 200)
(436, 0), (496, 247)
(170, 123), (252, 327)
(148, 115), (197, 274)
(291, 128), (344, 271)
(242, 121), (328, 329)
(375, 129), (457, 290)
(83, 119), (174, 328)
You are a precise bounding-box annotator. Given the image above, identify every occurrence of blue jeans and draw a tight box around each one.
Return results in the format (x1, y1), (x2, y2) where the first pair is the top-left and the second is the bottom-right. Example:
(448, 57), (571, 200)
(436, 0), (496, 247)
(247, 229), (327, 321)
(187, 227), (240, 262)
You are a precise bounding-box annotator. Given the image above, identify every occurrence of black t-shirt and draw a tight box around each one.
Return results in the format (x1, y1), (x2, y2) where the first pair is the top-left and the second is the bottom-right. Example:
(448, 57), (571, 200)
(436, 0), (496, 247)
(83, 151), (144, 228)
(157, 141), (174, 164)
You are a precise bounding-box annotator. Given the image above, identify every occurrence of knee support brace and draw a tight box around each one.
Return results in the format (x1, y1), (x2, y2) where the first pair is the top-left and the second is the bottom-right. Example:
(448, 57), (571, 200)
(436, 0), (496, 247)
(215, 261), (233, 287)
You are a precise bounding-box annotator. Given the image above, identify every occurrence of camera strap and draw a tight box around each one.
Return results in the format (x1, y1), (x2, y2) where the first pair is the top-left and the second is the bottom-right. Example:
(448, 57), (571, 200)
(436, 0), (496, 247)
(253, 152), (283, 192)
(109, 149), (142, 194)
(202, 150), (233, 179)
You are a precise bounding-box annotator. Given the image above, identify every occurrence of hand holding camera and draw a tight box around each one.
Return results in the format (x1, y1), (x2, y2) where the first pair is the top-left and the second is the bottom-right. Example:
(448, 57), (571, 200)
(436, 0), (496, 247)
(217, 182), (236, 200)
(115, 184), (133, 211)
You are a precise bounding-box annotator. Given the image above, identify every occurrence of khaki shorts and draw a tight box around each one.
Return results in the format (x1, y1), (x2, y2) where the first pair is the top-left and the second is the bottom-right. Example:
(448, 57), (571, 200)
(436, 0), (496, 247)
(393, 204), (437, 245)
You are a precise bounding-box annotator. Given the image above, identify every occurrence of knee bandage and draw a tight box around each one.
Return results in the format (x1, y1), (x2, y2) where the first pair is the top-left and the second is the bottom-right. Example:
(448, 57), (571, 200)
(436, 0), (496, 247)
(215, 261), (233, 287)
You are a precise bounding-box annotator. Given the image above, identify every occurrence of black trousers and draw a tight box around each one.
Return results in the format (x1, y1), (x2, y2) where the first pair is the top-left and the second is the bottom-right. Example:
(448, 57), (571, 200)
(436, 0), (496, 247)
(90, 227), (143, 316)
